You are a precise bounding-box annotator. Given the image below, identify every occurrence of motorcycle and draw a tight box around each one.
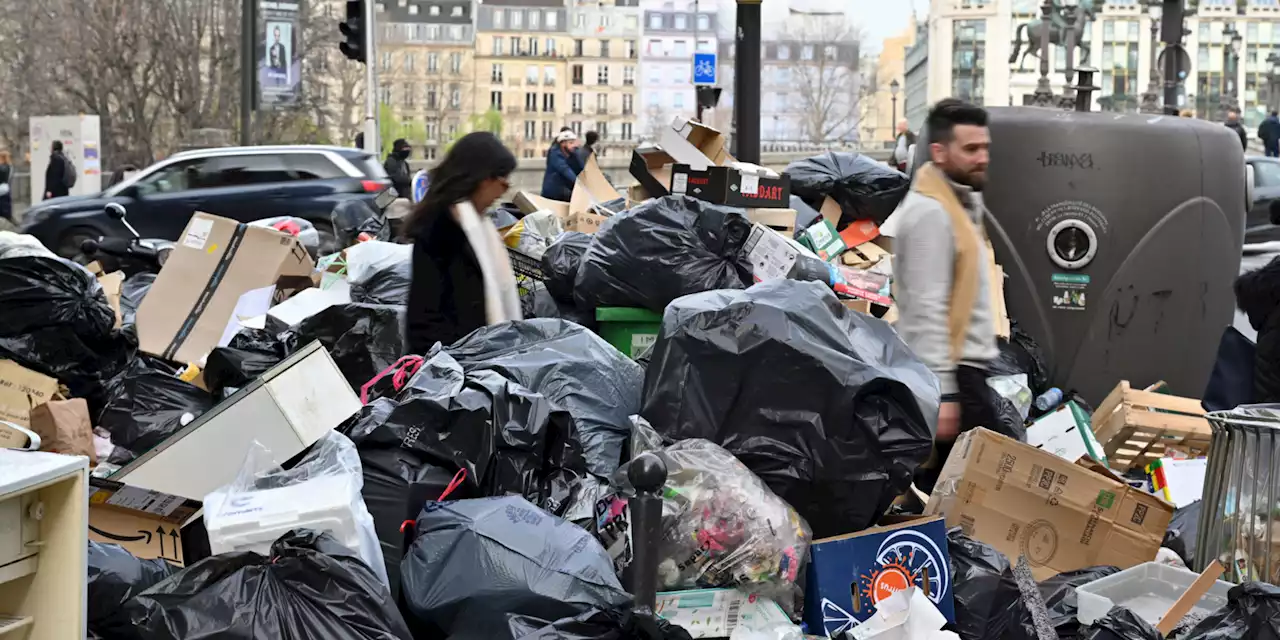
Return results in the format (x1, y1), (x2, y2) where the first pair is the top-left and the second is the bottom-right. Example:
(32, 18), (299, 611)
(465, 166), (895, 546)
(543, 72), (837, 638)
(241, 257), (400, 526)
(80, 203), (173, 277)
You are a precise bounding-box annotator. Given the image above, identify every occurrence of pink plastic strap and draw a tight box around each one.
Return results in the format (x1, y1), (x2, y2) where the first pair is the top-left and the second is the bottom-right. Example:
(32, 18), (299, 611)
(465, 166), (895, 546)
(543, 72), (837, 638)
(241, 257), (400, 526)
(359, 355), (425, 404)
(437, 468), (468, 501)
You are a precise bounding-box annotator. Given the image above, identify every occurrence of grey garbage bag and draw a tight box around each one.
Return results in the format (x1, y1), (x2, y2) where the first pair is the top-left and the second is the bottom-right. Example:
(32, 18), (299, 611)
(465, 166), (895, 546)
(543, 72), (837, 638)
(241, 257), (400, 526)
(400, 496), (632, 639)
(641, 279), (939, 538)
(573, 195), (753, 313)
(446, 319), (644, 476)
(542, 231), (592, 303)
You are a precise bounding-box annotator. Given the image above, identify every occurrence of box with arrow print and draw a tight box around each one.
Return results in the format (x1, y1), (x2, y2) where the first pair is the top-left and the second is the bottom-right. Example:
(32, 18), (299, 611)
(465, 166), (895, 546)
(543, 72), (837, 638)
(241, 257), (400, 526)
(88, 477), (201, 566)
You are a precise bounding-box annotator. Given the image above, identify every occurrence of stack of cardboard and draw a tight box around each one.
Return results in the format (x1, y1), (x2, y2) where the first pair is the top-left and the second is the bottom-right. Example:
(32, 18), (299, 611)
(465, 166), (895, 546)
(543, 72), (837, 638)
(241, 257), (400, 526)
(513, 155), (630, 235)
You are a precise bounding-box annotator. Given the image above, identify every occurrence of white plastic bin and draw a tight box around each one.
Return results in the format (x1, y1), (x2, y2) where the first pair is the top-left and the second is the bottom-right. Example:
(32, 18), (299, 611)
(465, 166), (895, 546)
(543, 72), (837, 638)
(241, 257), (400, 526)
(1075, 562), (1233, 627)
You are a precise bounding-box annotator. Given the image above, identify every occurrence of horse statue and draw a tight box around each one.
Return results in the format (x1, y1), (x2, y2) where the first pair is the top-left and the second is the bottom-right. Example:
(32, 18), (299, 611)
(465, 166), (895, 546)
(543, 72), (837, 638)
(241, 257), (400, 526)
(1009, 0), (1103, 71)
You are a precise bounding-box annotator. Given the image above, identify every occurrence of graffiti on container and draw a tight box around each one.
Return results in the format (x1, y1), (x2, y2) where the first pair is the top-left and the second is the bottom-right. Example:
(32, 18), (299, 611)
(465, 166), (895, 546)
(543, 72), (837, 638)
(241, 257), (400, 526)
(1035, 151), (1096, 170)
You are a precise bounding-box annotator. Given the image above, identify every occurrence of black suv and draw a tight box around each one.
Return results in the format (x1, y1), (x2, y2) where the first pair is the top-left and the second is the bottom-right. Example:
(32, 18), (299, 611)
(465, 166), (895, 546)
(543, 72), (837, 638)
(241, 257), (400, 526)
(21, 145), (390, 256)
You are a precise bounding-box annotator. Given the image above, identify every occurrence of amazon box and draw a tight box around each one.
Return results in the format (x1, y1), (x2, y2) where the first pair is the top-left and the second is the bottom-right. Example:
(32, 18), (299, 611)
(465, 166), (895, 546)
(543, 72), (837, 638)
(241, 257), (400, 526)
(137, 212), (315, 364)
(670, 164), (791, 209)
(925, 428), (1174, 580)
(89, 477), (203, 566)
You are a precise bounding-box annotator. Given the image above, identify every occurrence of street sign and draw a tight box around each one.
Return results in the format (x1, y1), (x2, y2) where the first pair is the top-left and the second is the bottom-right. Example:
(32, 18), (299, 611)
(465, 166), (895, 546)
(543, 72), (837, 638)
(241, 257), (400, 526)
(692, 52), (717, 86)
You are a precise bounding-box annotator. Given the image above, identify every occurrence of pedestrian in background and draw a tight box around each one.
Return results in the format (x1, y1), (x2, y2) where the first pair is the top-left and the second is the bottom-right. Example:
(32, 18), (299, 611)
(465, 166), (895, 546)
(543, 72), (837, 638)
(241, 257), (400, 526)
(0, 151), (12, 221)
(575, 130), (599, 167)
(384, 138), (413, 198)
(1259, 110), (1280, 157)
(1225, 109), (1248, 151)
(893, 99), (1002, 492)
(891, 119), (917, 172)
(403, 132), (517, 355)
(541, 130), (581, 201)
(44, 140), (75, 200)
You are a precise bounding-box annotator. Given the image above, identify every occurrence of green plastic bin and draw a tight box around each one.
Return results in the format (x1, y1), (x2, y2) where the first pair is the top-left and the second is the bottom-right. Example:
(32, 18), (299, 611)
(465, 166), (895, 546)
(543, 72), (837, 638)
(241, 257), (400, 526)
(595, 306), (664, 358)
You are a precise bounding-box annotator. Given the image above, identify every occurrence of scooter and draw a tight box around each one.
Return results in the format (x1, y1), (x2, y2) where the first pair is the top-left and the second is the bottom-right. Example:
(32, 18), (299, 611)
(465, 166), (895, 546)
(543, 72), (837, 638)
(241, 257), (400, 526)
(79, 203), (174, 276)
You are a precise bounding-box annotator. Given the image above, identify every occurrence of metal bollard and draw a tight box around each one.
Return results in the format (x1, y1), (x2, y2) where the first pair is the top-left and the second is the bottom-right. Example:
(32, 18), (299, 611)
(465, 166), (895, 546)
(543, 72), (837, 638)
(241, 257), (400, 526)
(627, 451), (668, 611)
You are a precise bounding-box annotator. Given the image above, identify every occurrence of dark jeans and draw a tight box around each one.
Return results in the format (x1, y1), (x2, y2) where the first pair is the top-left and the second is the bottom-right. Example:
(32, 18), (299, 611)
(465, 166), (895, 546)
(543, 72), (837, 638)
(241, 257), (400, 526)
(1267, 144), (1280, 158)
(915, 364), (998, 494)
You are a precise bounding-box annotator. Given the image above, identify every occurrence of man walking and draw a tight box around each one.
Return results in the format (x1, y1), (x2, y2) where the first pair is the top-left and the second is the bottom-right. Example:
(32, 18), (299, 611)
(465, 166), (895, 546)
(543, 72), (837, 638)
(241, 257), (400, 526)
(384, 138), (413, 198)
(893, 99), (1002, 490)
(541, 130), (581, 201)
(1259, 110), (1280, 157)
(891, 119), (917, 172)
(44, 140), (76, 200)
(1226, 109), (1248, 152)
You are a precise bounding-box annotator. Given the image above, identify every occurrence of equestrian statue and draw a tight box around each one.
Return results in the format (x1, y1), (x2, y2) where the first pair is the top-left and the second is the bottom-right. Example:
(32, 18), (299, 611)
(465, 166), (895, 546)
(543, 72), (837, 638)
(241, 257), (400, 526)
(1009, 0), (1104, 71)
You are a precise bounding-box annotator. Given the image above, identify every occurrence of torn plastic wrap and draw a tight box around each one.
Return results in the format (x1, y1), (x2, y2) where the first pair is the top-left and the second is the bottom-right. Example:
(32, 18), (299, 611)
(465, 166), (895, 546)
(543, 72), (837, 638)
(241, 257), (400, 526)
(248, 216), (320, 257)
(446, 319), (644, 477)
(574, 195), (753, 313)
(126, 530), (412, 640)
(98, 356), (214, 457)
(991, 325), (1052, 397)
(341, 348), (586, 592)
(283, 303), (405, 391)
(948, 529), (1020, 640)
(0, 256), (136, 412)
(399, 496), (633, 639)
(784, 152), (910, 227)
(542, 231), (592, 303)
(641, 280), (938, 538)
(504, 210), (565, 260)
(87, 541), (178, 640)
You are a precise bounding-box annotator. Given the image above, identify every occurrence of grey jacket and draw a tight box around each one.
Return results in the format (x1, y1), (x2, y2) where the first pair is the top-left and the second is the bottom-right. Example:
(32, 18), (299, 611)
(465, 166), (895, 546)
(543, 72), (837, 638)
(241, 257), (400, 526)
(891, 180), (1000, 394)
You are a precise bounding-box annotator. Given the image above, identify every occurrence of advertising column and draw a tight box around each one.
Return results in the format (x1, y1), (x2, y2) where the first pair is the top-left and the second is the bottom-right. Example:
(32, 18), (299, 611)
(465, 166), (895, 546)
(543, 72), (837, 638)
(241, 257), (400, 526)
(260, 0), (301, 108)
(29, 115), (103, 206)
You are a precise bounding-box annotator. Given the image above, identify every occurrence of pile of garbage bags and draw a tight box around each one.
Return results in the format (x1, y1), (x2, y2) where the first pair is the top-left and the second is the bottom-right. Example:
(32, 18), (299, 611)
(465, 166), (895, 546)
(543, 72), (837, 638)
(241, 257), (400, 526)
(786, 152), (910, 227)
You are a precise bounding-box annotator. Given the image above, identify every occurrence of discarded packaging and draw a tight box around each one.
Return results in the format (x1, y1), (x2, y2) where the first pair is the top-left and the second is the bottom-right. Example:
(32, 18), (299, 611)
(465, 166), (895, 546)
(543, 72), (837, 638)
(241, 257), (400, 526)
(654, 589), (793, 639)
(28, 398), (96, 462)
(1074, 561), (1232, 628)
(847, 587), (960, 640)
(0, 359), (59, 428)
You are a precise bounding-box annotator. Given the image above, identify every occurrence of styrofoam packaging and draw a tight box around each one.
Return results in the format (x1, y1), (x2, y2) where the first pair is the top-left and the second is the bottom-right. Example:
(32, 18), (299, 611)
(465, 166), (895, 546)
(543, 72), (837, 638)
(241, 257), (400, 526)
(1075, 561), (1233, 627)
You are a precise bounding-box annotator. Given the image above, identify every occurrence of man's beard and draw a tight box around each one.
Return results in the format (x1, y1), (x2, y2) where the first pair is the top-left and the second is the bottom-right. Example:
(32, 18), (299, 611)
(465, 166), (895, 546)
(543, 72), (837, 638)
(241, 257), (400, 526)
(941, 164), (986, 192)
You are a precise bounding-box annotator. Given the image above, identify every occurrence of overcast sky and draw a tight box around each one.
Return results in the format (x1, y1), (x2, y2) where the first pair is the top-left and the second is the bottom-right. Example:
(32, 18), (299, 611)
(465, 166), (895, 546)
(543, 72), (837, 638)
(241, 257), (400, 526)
(752, 0), (929, 54)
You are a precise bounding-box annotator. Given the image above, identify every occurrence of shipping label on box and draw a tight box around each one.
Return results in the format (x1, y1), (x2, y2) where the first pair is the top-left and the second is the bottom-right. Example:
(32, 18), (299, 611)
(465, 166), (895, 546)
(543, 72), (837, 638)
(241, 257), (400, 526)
(925, 428), (1174, 580)
(89, 477), (201, 566)
(656, 589), (791, 639)
(803, 516), (954, 638)
(0, 360), (59, 427)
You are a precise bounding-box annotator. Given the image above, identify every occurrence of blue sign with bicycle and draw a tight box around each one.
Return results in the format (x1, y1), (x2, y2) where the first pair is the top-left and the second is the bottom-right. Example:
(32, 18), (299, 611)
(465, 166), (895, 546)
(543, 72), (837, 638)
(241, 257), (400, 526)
(692, 52), (717, 86)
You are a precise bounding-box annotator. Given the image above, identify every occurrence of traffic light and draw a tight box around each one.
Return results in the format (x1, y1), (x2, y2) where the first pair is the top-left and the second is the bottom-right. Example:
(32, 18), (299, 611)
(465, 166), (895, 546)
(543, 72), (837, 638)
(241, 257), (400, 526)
(339, 0), (366, 63)
(696, 86), (722, 110)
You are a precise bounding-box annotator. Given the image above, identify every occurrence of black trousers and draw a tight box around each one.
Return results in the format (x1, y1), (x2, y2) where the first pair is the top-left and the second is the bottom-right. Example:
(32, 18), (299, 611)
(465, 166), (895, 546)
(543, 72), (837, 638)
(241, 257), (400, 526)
(915, 364), (998, 494)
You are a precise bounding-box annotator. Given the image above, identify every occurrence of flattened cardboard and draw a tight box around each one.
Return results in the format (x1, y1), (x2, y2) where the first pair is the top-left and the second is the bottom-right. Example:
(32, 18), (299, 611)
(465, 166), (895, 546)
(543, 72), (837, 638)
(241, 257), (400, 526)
(98, 271), (125, 329)
(89, 477), (201, 566)
(661, 116), (733, 169)
(925, 428), (1174, 580)
(570, 155), (623, 216)
(820, 196), (843, 226)
(0, 360), (59, 428)
(28, 398), (96, 463)
(565, 211), (608, 234)
(744, 208), (798, 236)
(514, 191), (570, 220)
(136, 212), (315, 364)
(630, 146), (677, 198)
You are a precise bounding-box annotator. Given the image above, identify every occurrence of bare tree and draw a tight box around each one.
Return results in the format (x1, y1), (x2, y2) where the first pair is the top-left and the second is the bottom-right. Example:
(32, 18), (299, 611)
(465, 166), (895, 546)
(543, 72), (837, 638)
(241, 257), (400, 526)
(783, 18), (864, 144)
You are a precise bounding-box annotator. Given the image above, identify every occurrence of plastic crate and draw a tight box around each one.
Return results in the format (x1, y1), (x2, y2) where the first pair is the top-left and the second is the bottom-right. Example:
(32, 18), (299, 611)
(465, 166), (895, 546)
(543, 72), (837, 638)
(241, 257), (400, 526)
(507, 247), (545, 281)
(595, 306), (663, 358)
(1075, 561), (1233, 627)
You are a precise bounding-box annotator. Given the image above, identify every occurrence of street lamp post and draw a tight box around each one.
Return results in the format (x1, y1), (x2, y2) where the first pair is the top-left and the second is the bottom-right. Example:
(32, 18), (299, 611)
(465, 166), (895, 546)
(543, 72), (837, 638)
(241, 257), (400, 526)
(1221, 23), (1242, 120)
(1268, 52), (1280, 112)
(1230, 26), (1244, 112)
(889, 79), (900, 136)
(1141, 1), (1162, 114)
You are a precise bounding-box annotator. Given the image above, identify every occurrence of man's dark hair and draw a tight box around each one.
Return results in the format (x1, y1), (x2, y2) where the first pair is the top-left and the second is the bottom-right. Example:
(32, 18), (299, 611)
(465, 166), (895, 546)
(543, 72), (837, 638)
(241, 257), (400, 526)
(585, 131), (599, 146)
(560, 126), (573, 132)
(51, 140), (63, 152)
(926, 98), (988, 144)
(1272, 110), (1278, 117)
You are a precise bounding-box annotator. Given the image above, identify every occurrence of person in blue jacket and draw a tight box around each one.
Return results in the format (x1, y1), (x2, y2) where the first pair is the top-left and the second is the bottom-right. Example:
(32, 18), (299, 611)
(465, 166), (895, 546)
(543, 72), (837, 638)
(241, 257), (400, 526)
(541, 129), (582, 201)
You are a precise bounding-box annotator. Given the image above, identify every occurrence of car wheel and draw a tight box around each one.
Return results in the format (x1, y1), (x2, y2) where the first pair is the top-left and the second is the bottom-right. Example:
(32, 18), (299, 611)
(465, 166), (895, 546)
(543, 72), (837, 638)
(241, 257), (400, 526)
(311, 220), (341, 256)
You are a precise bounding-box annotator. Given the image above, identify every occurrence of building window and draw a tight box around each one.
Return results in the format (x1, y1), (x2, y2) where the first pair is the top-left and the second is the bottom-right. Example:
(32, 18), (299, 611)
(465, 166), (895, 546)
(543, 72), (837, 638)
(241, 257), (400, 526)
(540, 121), (552, 140)
(648, 14), (662, 29)
(450, 87), (461, 108)
(696, 39), (712, 52)
(426, 86), (438, 109)
(572, 92), (583, 113)
(572, 64), (584, 84)
(622, 122), (633, 141)
(622, 93), (633, 114)
(490, 91), (503, 110)
(546, 38), (556, 55)
(404, 53), (415, 71)
(801, 45), (814, 60)
(571, 121), (582, 135)
(545, 10), (557, 28)
(623, 65), (635, 85)
(403, 83), (414, 107)
(597, 65), (610, 85)
(543, 93), (556, 112)
(673, 92), (684, 109)
(425, 121), (437, 140)
(952, 19), (987, 104)
(597, 122), (609, 139)
(493, 9), (503, 27)
(1098, 19), (1140, 113)
(380, 52), (392, 71)
(511, 10), (523, 28)
(601, 40), (611, 57)
(529, 10), (540, 28)
(777, 44), (790, 60)
(427, 25), (440, 39)
(427, 52), (439, 72)
(491, 64), (504, 83)
(448, 25), (462, 40)
(510, 36), (521, 55)
(674, 14), (688, 29)
(597, 92), (608, 112)
(674, 40), (688, 56)
(379, 86), (393, 104)
(647, 92), (659, 106)
(527, 66), (538, 84)
(544, 65), (556, 85)
(576, 13), (586, 28)
(493, 36), (505, 55)
(424, 147), (437, 160)
(450, 53), (462, 74)
(525, 92), (537, 111)
(825, 45), (838, 60)
(575, 39), (584, 56)
(452, 5), (462, 16)
(626, 40), (637, 58)
(524, 120), (536, 140)
(529, 37), (539, 56)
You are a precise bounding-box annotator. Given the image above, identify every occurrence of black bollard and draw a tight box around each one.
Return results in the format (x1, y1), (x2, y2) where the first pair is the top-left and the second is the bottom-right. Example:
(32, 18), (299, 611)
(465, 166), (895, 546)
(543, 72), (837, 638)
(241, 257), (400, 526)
(627, 451), (668, 611)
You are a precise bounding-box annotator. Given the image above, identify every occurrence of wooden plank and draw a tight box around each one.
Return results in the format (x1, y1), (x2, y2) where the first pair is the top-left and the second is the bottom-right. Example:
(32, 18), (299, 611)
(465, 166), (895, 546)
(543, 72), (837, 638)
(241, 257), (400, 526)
(1122, 387), (1207, 417)
(1123, 407), (1211, 437)
(1092, 381), (1131, 431)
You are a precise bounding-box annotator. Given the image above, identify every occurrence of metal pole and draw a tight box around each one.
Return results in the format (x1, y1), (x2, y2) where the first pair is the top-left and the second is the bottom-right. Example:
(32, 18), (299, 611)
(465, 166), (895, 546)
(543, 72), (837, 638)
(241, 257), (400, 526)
(240, 0), (255, 146)
(733, 0), (761, 163)
(626, 452), (668, 612)
(891, 96), (897, 130)
(363, 0), (379, 155)
(1161, 0), (1184, 115)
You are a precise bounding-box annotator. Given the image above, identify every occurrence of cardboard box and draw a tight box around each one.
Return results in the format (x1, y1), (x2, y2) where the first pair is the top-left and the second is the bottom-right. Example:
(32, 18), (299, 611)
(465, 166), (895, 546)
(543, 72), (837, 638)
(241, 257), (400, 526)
(820, 196), (843, 226)
(0, 360), (59, 427)
(660, 116), (733, 169)
(833, 266), (892, 306)
(925, 428), (1175, 579)
(570, 154), (624, 216)
(136, 213), (316, 363)
(89, 477), (201, 566)
(798, 219), (847, 261)
(803, 516), (955, 637)
(839, 219), (881, 248)
(565, 211), (608, 234)
(628, 184), (651, 202)
(28, 398), (96, 463)
(1027, 400), (1108, 466)
(743, 223), (801, 283)
(842, 299), (872, 315)
(96, 270), (125, 329)
(630, 146), (677, 198)
(669, 164), (791, 209)
(514, 191), (570, 220)
(744, 208), (797, 237)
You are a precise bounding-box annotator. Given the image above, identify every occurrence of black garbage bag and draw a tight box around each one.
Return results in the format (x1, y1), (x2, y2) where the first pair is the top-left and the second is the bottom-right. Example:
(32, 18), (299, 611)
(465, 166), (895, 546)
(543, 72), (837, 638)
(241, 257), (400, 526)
(351, 259), (413, 305)
(447, 319), (644, 477)
(87, 541), (178, 640)
(790, 194), (823, 238)
(574, 195), (753, 313)
(342, 349), (586, 592)
(508, 608), (694, 640)
(119, 271), (156, 326)
(284, 303), (404, 390)
(98, 356), (214, 456)
(1008, 566), (1121, 640)
(542, 231), (592, 303)
(949, 529), (1020, 640)
(332, 198), (390, 247)
(1163, 501), (1202, 569)
(203, 328), (289, 398)
(400, 496), (632, 639)
(0, 256), (136, 412)
(991, 324), (1052, 396)
(641, 280), (938, 538)
(1083, 607), (1162, 640)
(784, 152), (909, 227)
(1182, 582), (1280, 639)
(521, 284), (597, 329)
(126, 529), (412, 640)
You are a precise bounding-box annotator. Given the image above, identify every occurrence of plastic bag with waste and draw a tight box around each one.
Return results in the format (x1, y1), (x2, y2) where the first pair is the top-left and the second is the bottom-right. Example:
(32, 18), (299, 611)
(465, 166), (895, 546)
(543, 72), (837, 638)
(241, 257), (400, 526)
(1082, 606), (1163, 640)
(202, 328), (289, 398)
(784, 152), (909, 227)
(400, 496), (632, 639)
(345, 240), (413, 284)
(520, 282), (598, 329)
(446, 318), (643, 477)
(1181, 581), (1280, 639)
(283, 303), (404, 390)
(203, 431), (389, 586)
(641, 280), (938, 538)
(1162, 501), (1202, 569)
(87, 541), (178, 640)
(350, 259), (412, 305)
(98, 356), (214, 456)
(0, 230), (56, 259)
(504, 210), (565, 260)
(341, 348), (586, 591)
(332, 198), (390, 246)
(509, 608), (694, 640)
(119, 272), (156, 327)
(542, 231), (592, 303)
(1007, 566), (1121, 640)
(0, 256), (136, 412)
(988, 373), (1033, 421)
(948, 529), (1020, 640)
(126, 529), (412, 640)
(990, 325), (1052, 396)
(574, 195), (753, 313)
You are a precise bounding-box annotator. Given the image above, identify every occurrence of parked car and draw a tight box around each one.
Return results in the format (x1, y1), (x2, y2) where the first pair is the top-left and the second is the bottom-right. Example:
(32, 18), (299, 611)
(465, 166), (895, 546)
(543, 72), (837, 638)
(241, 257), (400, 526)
(20, 145), (390, 257)
(1247, 155), (1280, 245)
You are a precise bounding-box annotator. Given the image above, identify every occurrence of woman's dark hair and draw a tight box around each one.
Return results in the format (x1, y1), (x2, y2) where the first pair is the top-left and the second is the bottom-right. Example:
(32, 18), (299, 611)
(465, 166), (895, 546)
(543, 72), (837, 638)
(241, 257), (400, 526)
(585, 131), (599, 146)
(403, 131), (516, 238)
(926, 98), (988, 144)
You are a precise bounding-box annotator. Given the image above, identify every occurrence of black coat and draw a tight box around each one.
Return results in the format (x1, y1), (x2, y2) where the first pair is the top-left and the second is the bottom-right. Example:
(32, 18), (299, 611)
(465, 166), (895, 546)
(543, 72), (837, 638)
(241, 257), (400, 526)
(1226, 121), (1248, 151)
(1236, 256), (1280, 403)
(45, 152), (69, 198)
(405, 205), (487, 355)
(384, 154), (412, 199)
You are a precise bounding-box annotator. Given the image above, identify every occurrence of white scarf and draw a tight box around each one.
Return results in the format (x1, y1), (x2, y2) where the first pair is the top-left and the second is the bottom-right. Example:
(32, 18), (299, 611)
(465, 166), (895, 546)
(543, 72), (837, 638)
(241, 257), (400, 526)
(452, 201), (523, 325)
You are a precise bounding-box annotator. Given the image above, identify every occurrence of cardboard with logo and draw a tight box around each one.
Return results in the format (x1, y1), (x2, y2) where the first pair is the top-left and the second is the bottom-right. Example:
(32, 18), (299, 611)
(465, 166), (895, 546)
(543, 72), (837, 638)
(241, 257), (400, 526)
(0, 359), (60, 428)
(925, 428), (1174, 580)
(136, 212), (316, 364)
(89, 476), (202, 566)
(670, 163), (792, 209)
(803, 516), (955, 638)
(568, 155), (624, 233)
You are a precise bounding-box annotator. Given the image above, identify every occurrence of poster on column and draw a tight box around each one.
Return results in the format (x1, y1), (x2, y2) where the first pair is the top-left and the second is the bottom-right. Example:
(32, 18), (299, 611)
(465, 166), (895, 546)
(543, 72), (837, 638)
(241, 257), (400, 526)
(259, 1), (301, 108)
